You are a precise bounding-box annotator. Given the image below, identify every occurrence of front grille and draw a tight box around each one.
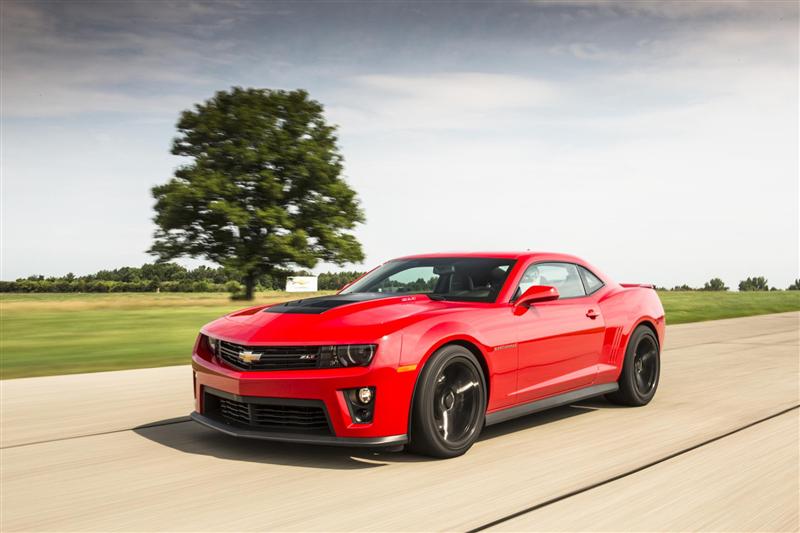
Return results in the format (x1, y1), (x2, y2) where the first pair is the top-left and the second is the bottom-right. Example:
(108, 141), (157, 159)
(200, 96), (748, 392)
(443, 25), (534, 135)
(218, 340), (321, 371)
(204, 389), (332, 435)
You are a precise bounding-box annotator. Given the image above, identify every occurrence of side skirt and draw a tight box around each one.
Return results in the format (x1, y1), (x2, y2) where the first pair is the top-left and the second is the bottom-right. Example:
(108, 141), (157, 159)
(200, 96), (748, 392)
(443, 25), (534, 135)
(485, 383), (619, 426)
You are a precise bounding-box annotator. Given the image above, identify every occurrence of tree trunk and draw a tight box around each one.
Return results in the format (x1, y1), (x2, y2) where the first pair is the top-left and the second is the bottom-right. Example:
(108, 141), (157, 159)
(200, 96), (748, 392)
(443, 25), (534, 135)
(243, 272), (257, 300)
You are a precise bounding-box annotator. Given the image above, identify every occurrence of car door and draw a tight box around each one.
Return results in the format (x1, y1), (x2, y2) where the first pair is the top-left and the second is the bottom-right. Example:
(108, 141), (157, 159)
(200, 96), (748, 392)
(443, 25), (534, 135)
(512, 262), (605, 404)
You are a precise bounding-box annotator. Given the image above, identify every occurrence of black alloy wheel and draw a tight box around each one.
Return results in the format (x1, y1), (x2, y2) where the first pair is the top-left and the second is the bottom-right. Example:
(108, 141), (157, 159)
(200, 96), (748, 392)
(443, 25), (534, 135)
(606, 325), (661, 406)
(433, 358), (482, 446)
(632, 334), (658, 396)
(408, 345), (486, 458)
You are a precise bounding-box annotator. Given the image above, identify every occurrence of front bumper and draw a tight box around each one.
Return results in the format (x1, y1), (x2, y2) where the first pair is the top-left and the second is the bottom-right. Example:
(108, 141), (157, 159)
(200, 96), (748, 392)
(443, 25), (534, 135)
(192, 346), (417, 443)
(191, 412), (407, 447)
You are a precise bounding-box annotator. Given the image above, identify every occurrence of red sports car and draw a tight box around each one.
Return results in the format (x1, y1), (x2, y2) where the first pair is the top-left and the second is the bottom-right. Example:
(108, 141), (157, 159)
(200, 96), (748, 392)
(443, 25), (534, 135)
(191, 252), (665, 458)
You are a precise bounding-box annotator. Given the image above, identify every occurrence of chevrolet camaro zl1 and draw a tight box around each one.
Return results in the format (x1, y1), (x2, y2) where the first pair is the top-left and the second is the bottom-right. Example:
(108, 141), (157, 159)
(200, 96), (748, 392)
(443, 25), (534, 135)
(191, 252), (665, 458)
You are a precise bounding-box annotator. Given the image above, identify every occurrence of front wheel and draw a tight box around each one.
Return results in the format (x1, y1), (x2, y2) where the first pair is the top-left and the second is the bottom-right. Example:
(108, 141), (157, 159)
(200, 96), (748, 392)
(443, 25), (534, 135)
(408, 345), (486, 458)
(606, 325), (660, 406)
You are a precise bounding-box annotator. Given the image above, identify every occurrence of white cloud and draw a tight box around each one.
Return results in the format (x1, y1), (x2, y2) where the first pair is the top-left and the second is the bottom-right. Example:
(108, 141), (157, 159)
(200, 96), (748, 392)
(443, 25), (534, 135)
(355, 73), (557, 109)
(536, 0), (791, 19)
(328, 73), (560, 132)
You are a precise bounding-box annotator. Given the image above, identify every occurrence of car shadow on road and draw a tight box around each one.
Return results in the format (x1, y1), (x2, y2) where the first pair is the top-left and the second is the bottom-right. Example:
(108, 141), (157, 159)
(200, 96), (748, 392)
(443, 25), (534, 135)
(132, 419), (395, 470)
(133, 400), (608, 470)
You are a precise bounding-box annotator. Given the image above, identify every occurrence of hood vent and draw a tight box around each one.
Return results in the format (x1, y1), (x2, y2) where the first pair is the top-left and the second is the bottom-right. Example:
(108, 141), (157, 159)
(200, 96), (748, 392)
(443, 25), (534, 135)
(264, 293), (393, 314)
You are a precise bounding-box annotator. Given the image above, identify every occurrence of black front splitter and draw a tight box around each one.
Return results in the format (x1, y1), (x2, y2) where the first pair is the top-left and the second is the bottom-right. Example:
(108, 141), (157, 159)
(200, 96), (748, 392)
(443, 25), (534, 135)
(190, 412), (408, 447)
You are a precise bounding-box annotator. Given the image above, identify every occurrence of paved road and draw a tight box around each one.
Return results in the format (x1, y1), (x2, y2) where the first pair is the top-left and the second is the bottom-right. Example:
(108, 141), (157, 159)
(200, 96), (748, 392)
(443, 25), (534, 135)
(1, 312), (798, 531)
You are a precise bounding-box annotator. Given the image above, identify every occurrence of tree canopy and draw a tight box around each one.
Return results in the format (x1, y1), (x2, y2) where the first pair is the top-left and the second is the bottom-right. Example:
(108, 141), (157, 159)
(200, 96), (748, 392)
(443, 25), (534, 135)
(150, 87), (364, 299)
(738, 276), (769, 291)
(702, 277), (729, 291)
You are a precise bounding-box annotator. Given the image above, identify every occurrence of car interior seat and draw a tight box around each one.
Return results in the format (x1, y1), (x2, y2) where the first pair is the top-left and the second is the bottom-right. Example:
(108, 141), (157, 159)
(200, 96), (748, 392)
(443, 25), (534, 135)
(488, 267), (509, 296)
(449, 271), (474, 294)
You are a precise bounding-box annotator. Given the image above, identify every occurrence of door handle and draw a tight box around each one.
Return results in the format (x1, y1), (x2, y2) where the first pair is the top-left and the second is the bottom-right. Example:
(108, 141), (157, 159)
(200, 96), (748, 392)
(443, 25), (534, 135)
(586, 309), (599, 319)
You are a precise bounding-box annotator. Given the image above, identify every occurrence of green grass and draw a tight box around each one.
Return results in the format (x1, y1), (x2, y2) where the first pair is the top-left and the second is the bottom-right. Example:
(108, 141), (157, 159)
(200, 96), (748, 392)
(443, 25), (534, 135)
(1, 291), (798, 379)
(0, 292), (334, 379)
(657, 291), (800, 324)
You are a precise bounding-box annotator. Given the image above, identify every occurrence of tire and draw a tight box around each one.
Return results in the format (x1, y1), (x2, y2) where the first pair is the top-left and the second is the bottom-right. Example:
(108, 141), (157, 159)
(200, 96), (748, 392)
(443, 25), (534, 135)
(407, 345), (487, 458)
(606, 325), (660, 406)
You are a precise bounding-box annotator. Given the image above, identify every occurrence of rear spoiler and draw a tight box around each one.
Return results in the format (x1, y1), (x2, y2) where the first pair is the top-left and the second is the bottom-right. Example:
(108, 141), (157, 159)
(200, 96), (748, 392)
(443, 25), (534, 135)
(620, 283), (655, 289)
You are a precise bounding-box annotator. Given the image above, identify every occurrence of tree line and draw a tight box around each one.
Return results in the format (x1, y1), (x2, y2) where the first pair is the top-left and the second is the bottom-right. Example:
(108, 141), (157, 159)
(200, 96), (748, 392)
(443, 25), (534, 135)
(659, 277), (800, 292)
(2, 267), (797, 294)
(0, 263), (366, 294)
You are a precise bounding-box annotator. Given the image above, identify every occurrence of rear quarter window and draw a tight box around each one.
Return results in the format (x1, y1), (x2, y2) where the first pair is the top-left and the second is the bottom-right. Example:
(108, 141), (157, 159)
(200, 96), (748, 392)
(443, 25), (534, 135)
(579, 266), (604, 294)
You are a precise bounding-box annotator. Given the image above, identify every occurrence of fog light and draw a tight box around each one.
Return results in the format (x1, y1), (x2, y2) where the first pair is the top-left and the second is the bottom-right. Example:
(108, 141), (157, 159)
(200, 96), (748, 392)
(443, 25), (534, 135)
(357, 387), (373, 404)
(344, 386), (375, 424)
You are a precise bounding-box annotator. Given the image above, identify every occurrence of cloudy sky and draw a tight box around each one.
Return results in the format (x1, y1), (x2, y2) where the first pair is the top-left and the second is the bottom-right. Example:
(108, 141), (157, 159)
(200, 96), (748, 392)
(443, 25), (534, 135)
(2, 0), (798, 288)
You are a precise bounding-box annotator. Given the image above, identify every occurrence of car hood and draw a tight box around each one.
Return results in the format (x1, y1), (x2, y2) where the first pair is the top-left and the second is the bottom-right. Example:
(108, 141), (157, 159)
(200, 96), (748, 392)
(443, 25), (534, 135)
(202, 293), (474, 344)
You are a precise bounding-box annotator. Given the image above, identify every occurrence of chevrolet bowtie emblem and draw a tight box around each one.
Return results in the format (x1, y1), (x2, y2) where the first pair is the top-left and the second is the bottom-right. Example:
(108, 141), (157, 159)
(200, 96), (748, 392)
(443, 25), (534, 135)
(238, 350), (261, 363)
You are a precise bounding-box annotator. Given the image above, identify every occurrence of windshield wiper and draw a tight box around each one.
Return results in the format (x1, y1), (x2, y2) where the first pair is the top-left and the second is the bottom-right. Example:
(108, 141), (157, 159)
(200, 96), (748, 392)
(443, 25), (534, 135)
(427, 294), (448, 301)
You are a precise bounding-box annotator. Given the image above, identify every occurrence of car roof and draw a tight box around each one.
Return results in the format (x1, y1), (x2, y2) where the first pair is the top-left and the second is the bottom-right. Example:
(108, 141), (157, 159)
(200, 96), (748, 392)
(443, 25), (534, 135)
(393, 251), (585, 262)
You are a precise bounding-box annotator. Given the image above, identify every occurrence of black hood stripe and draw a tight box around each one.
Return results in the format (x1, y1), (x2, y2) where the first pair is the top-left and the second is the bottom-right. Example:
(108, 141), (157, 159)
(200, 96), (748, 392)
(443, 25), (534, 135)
(264, 293), (395, 314)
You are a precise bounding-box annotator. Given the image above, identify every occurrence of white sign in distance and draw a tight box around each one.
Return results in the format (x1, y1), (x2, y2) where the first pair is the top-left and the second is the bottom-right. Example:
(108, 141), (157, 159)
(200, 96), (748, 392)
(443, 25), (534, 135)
(285, 276), (319, 292)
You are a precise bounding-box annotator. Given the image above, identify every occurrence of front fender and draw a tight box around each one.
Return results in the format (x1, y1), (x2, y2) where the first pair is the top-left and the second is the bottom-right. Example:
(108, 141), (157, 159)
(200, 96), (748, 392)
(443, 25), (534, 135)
(399, 320), (492, 369)
(397, 314), (519, 416)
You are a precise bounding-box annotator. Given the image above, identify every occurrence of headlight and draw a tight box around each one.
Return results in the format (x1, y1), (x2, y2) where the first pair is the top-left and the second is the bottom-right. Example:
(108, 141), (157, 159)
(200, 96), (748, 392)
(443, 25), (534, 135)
(338, 344), (376, 366)
(206, 335), (220, 355)
(319, 344), (377, 367)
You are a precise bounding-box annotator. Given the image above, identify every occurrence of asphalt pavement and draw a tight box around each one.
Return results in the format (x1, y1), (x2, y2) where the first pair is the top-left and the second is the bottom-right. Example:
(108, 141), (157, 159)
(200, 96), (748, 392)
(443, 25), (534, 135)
(2, 312), (798, 531)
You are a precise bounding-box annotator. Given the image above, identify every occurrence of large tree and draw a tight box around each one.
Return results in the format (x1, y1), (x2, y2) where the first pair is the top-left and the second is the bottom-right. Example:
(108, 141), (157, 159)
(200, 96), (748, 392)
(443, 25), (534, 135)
(150, 87), (365, 299)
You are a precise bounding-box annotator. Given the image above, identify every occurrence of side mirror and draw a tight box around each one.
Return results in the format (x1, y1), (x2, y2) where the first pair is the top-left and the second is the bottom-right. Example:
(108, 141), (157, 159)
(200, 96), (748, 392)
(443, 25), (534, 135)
(515, 285), (559, 307)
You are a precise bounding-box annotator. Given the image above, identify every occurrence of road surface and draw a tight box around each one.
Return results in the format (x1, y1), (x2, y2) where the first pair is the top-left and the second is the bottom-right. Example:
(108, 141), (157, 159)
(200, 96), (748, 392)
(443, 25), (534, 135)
(2, 312), (798, 531)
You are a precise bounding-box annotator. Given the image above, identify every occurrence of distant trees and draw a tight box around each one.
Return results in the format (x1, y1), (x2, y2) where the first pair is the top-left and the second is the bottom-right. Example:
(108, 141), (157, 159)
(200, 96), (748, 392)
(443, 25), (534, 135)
(0, 264), (230, 293)
(0, 263), (366, 293)
(666, 277), (777, 292)
(318, 271), (365, 290)
(2, 266), (794, 295)
(738, 276), (769, 291)
(661, 277), (784, 292)
(702, 278), (729, 291)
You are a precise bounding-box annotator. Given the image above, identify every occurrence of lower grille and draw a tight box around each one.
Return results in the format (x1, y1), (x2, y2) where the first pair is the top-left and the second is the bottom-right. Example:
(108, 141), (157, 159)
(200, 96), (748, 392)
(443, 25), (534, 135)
(203, 389), (332, 435)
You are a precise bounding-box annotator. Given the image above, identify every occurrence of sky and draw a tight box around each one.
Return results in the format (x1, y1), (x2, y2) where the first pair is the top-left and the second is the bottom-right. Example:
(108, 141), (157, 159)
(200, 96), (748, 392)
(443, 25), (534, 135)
(1, 0), (798, 288)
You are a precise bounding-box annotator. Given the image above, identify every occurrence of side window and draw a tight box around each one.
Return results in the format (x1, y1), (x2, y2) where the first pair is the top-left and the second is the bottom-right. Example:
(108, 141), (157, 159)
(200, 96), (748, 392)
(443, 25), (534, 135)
(517, 262), (586, 299)
(579, 266), (604, 294)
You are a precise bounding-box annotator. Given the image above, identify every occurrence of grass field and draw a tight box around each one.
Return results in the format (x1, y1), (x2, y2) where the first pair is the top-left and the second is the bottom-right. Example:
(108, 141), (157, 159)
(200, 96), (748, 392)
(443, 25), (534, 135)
(2, 291), (798, 379)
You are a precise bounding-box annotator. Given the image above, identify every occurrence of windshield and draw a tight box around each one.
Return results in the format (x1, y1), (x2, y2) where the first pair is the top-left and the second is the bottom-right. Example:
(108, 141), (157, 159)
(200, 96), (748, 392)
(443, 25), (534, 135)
(340, 257), (516, 302)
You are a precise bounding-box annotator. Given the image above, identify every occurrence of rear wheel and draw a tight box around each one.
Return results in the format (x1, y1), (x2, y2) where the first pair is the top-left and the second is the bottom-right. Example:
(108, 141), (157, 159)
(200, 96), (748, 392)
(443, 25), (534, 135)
(606, 325), (660, 406)
(408, 345), (486, 458)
